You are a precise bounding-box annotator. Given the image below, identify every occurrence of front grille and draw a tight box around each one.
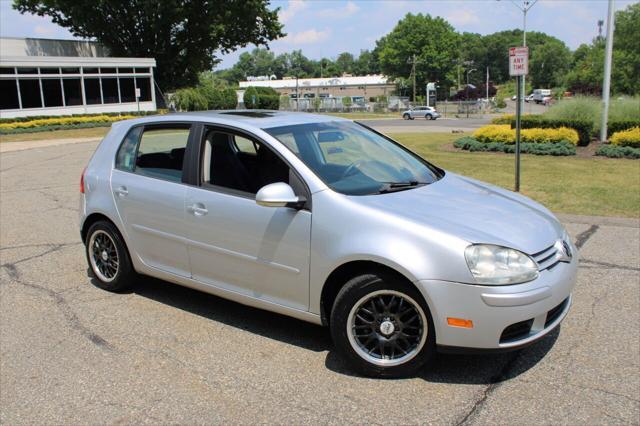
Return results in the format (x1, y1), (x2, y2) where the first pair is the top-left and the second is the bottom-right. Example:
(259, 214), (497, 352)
(532, 244), (560, 271)
(500, 318), (534, 343)
(545, 297), (569, 328)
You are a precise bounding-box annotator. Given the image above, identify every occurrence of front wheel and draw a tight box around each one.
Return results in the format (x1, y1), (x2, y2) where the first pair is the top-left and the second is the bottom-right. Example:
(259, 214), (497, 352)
(403, 113), (410, 120)
(330, 271), (435, 378)
(425, 114), (433, 120)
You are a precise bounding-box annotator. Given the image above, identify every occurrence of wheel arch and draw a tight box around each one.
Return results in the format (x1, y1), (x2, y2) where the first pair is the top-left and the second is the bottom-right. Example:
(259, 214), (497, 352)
(81, 212), (124, 245)
(319, 260), (423, 326)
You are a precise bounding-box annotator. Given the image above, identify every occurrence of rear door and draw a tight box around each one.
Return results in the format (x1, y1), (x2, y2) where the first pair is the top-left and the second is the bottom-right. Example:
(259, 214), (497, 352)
(111, 123), (194, 277)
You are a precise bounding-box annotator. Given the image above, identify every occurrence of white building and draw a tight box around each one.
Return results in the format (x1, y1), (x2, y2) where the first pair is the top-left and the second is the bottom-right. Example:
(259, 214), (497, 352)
(0, 37), (157, 118)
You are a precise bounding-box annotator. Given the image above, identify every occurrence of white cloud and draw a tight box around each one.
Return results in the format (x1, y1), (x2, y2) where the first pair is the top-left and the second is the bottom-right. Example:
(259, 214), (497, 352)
(317, 1), (360, 19)
(445, 8), (480, 26)
(279, 0), (308, 24)
(282, 28), (331, 45)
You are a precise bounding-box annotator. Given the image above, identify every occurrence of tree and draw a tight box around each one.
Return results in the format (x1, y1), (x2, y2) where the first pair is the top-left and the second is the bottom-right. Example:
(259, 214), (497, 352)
(529, 40), (572, 88)
(375, 13), (460, 100)
(13, 0), (284, 90)
(335, 52), (355, 75)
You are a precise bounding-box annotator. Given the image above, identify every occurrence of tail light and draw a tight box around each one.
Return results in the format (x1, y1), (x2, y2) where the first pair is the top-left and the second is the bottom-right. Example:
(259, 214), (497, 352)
(80, 167), (86, 193)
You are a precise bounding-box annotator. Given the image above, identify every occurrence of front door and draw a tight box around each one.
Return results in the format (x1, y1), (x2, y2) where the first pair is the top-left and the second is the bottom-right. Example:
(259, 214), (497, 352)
(184, 127), (311, 311)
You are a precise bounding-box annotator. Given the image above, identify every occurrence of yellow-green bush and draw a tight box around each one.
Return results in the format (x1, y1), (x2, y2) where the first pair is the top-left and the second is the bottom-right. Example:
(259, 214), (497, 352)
(610, 127), (640, 148)
(473, 125), (579, 145)
(0, 114), (136, 130)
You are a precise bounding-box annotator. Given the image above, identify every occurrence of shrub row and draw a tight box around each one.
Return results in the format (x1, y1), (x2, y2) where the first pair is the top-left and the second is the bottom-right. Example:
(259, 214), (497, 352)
(611, 127), (640, 148)
(171, 86), (237, 112)
(243, 86), (279, 110)
(0, 122), (114, 135)
(0, 114), (136, 130)
(0, 111), (159, 125)
(454, 137), (576, 156)
(473, 125), (579, 145)
(596, 144), (640, 159)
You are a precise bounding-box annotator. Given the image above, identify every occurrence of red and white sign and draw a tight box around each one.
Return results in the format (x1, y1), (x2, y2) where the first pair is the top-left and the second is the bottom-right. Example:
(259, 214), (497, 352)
(509, 46), (529, 76)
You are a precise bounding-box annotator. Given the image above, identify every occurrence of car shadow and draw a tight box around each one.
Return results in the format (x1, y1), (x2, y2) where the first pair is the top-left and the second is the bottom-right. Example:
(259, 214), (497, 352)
(120, 274), (559, 384)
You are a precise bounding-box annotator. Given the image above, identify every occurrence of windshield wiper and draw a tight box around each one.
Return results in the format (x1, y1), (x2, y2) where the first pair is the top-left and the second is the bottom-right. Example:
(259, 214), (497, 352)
(376, 181), (428, 194)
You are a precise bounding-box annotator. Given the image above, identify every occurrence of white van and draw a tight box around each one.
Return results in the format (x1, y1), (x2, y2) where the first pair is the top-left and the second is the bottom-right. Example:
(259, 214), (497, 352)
(533, 89), (551, 104)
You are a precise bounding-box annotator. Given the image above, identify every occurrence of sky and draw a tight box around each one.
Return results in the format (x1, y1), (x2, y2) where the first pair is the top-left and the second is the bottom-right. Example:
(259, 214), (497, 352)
(1, 0), (637, 69)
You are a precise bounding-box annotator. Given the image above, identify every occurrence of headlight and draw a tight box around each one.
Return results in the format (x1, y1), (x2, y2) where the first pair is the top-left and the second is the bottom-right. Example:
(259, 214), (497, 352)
(464, 244), (538, 285)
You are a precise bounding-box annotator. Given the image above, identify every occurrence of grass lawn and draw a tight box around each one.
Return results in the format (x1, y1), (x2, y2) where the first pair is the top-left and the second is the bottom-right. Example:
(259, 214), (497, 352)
(0, 127), (110, 143)
(390, 132), (640, 218)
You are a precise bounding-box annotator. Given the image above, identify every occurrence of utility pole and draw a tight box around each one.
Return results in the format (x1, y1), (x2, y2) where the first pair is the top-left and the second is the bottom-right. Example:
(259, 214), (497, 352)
(486, 66), (490, 102)
(407, 54), (424, 103)
(600, 0), (615, 142)
(501, 1), (539, 113)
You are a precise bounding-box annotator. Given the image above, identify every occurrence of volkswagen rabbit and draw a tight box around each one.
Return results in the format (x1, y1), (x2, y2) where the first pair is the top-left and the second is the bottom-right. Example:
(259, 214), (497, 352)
(80, 111), (576, 377)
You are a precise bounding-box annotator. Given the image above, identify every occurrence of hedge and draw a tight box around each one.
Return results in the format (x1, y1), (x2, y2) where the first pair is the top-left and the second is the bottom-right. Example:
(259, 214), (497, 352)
(608, 120), (640, 138)
(610, 127), (640, 148)
(0, 122), (117, 134)
(596, 144), (640, 159)
(0, 114), (136, 131)
(473, 125), (579, 145)
(243, 86), (279, 110)
(510, 116), (593, 146)
(0, 111), (159, 125)
(454, 136), (576, 156)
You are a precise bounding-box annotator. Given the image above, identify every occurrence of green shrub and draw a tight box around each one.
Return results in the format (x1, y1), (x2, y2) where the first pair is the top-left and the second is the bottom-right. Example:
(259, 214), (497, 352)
(510, 116), (593, 146)
(342, 96), (353, 108)
(0, 111), (159, 125)
(495, 98), (507, 109)
(596, 144), (640, 159)
(199, 85), (237, 110)
(0, 122), (114, 134)
(608, 120), (640, 138)
(454, 137), (576, 156)
(172, 88), (208, 111)
(243, 86), (279, 109)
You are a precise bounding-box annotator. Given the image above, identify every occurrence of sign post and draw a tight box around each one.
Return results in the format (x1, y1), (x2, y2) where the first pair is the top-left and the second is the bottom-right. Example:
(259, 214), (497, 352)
(135, 87), (141, 113)
(509, 46), (528, 192)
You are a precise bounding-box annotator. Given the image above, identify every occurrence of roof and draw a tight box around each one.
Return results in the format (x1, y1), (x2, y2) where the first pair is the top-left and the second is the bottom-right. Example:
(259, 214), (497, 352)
(121, 110), (350, 131)
(0, 56), (156, 67)
(239, 75), (391, 89)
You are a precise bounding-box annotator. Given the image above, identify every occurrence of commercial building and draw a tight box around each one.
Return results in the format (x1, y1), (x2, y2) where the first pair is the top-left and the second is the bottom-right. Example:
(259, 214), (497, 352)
(239, 74), (394, 100)
(0, 37), (156, 118)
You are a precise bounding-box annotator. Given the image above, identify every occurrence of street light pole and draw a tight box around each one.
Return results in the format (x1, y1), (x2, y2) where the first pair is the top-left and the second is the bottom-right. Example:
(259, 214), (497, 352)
(600, 0), (615, 142)
(466, 68), (476, 118)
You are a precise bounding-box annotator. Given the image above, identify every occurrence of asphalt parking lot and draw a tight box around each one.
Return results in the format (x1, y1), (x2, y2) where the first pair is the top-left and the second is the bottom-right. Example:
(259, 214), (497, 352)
(1, 139), (639, 424)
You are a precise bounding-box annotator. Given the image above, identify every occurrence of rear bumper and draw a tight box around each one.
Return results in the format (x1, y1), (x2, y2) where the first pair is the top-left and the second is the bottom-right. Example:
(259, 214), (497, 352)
(416, 253), (577, 350)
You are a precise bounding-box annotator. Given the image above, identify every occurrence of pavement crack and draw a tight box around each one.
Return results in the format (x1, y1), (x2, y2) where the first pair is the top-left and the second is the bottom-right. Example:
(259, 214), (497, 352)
(455, 352), (521, 425)
(1, 246), (113, 352)
(567, 383), (640, 404)
(0, 242), (81, 268)
(579, 259), (640, 272)
(574, 224), (599, 250)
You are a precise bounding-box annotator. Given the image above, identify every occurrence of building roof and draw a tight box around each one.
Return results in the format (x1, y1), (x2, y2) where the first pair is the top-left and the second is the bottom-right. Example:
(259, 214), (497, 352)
(0, 56), (156, 67)
(239, 74), (391, 89)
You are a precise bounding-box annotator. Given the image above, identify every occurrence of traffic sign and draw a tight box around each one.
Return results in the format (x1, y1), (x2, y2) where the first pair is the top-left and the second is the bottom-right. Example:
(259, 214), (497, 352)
(509, 46), (529, 76)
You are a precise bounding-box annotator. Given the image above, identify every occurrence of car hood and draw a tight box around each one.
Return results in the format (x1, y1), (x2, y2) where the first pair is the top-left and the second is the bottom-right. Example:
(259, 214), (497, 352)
(354, 172), (563, 254)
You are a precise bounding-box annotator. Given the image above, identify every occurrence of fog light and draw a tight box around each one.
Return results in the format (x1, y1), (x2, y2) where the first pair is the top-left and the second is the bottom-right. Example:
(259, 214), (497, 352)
(447, 317), (474, 328)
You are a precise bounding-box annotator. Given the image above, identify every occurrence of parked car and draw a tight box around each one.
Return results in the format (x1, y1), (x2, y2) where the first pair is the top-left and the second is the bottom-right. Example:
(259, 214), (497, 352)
(402, 106), (440, 120)
(525, 94), (534, 103)
(532, 89), (551, 104)
(80, 111), (576, 378)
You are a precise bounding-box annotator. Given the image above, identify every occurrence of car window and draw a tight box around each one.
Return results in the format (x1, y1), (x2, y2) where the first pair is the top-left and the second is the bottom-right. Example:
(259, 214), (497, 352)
(134, 126), (190, 182)
(115, 127), (142, 172)
(201, 128), (294, 195)
(265, 121), (442, 196)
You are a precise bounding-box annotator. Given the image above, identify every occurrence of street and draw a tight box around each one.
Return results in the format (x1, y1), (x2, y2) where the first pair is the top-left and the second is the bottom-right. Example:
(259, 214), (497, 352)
(1, 139), (638, 424)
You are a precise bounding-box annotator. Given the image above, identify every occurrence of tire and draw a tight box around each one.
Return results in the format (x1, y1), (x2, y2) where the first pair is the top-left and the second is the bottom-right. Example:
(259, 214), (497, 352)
(85, 220), (136, 292)
(330, 271), (436, 378)
(425, 114), (433, 120)
(403, 113), (410, 120)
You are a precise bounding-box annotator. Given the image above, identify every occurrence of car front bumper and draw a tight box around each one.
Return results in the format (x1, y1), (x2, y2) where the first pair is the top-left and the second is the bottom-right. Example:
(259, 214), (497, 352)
(416, 253), (577, 351)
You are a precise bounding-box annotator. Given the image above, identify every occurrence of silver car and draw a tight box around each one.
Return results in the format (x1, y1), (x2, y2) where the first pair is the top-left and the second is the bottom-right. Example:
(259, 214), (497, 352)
(402, 106), (440, 120)
(80, 111), (576, 377)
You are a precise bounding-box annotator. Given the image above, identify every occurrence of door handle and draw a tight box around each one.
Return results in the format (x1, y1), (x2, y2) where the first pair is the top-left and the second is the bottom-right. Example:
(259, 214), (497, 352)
(188, 204), (208, 216)
(114, 186), (128, 197)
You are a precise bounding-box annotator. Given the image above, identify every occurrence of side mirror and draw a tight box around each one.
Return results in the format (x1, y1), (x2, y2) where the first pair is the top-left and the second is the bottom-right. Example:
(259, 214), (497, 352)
(255, 182), (306, 209)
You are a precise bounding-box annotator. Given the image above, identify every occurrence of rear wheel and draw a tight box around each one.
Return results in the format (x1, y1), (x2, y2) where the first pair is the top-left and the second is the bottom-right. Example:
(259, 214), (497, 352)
(85, 221), (135, 292)
(425, 114), (434, 120)
(403, 113), (411, 120)
(330, 271), (435, 378)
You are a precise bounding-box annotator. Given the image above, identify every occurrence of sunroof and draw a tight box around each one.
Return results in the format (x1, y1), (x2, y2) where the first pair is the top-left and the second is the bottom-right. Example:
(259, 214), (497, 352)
(220, 111), (275, 118)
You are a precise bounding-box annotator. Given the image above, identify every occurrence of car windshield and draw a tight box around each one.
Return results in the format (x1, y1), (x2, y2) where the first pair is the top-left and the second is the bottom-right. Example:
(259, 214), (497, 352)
(264, 121), (443, 195)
